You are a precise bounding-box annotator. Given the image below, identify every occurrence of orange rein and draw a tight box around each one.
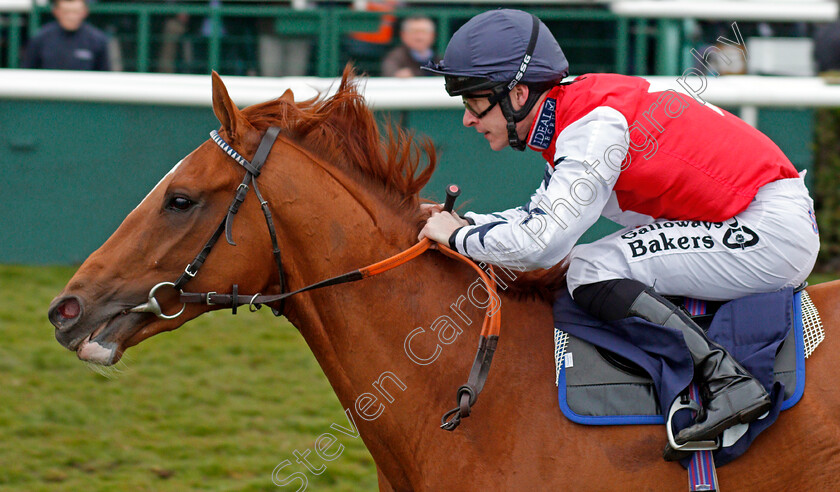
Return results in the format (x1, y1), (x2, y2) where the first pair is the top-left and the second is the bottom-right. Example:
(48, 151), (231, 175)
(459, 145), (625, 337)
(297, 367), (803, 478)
(360, 237), (502, 431)
(177, 235), (502, 430)
(360, 238), (501, 338)
(178, 236), (501, 337)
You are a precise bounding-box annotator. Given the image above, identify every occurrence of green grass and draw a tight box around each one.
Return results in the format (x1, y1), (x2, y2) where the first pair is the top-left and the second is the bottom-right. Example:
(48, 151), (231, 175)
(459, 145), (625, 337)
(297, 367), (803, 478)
(0, 265), (378, 492)
(805, 272), (840, 285)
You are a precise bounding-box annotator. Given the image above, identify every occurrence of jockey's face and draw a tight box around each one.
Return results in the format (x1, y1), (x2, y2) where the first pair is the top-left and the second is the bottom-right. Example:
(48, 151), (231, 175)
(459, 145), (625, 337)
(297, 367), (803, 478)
(461, 85), (533, 151)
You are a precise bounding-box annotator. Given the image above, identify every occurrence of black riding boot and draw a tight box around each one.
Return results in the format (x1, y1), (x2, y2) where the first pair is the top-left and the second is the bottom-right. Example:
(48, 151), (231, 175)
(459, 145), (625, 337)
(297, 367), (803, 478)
(627, 288), (772, 444)
(573, 279), (772, 444)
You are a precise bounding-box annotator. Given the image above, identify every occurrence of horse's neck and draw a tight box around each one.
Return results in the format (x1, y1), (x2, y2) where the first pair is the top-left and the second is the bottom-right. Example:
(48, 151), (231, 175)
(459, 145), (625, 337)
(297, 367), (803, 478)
(272, 197), (498, 479)
(288, 252), (563, 488)
(264, 151), (560, 486)
(281, 213), (477, 466)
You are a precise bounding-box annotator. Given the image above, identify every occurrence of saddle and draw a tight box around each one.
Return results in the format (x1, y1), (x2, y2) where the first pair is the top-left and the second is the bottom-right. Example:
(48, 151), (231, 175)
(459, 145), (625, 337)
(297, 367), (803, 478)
(553, 286), (826, 467)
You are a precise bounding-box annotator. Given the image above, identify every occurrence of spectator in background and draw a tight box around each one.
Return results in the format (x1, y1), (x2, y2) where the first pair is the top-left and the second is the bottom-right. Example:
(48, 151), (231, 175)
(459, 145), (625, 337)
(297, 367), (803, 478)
(157, 4), (192, 74)
(382, 16), (440, 77)
(257, 0), (314, 77)
(814, 20), (840, 73)
(23, 0), (110, 70)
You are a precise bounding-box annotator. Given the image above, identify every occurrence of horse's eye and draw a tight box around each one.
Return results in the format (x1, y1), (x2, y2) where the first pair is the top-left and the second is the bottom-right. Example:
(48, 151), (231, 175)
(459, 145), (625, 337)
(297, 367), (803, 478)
(166, 196), (194, 212)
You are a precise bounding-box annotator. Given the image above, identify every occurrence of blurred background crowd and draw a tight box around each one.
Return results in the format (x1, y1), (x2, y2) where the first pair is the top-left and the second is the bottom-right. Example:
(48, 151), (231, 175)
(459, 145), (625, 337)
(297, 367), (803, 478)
(4, 0), (840, 78)
(3, 0), (448, 76)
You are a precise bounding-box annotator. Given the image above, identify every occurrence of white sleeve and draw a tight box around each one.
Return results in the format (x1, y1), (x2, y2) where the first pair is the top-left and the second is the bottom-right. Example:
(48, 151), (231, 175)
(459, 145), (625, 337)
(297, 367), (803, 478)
(463, 207), (530, 226)
(449, 106), (629, 270)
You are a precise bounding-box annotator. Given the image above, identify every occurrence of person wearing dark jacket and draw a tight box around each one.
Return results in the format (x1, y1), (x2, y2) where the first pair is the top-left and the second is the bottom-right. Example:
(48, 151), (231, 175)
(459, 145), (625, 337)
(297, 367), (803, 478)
(815, 20), (840, 73)
(23, 0), (110, 71)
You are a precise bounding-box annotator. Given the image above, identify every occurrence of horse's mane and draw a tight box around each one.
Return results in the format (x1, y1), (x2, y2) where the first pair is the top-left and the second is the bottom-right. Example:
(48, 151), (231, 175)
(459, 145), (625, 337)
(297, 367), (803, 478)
(242, 65), (434, 226)
(241, 65), (566, 301)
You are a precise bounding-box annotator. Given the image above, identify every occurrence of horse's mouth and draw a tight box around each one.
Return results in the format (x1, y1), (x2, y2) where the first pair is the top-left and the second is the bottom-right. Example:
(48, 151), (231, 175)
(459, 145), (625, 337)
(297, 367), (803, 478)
(62, 310), (145, 366)
(74, 315), (121, 365)
(77, 332), (121, 365)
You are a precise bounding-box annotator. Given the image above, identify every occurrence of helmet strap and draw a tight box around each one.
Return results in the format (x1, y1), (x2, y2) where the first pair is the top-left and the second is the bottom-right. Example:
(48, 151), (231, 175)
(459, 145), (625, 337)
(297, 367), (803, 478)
(498, 87), (547, 151)
(498, 14), (544, 151)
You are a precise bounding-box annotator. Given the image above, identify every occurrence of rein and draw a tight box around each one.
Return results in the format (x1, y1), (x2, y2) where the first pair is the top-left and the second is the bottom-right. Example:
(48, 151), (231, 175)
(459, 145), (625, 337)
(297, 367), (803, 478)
(130, 127), (501, 430)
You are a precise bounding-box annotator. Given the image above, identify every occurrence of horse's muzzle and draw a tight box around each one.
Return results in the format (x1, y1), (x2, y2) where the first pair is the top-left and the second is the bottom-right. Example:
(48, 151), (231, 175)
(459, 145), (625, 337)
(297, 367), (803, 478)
(49, 295), (117, 352)
(49, 295), (83, 333)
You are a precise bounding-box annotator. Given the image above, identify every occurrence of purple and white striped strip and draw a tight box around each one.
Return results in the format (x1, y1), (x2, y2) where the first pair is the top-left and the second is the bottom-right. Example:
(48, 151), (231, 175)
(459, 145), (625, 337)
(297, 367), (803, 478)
(683, 298), (719, 492)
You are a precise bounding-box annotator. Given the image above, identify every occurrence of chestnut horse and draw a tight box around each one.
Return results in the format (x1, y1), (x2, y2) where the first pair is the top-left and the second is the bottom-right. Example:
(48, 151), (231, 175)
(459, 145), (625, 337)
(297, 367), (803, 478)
(49, 69), (840, 490)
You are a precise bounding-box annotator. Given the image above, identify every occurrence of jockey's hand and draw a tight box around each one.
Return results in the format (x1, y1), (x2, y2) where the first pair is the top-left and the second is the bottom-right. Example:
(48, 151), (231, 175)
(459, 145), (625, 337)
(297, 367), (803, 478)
(420, 202), (443, 219)
(418, 211), (469, 245)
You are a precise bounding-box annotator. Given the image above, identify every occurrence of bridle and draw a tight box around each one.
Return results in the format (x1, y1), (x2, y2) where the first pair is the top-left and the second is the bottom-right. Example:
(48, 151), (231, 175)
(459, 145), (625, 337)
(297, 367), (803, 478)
(131, 126), (288, 319)
(130, 126), (501, 431)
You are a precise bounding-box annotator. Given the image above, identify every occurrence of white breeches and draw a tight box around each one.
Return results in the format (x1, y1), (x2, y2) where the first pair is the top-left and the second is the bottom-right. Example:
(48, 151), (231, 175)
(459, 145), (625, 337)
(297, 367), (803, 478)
(567, 177), (820, 301)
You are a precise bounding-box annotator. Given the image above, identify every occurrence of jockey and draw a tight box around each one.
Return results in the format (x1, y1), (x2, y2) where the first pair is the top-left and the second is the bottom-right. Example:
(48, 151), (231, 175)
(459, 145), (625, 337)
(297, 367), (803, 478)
(420, 9), (819, 446)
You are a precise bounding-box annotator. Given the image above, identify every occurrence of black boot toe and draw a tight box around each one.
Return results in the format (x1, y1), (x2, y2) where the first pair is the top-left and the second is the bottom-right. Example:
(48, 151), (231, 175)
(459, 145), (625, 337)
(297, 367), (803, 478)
(675, 380), (771, 444)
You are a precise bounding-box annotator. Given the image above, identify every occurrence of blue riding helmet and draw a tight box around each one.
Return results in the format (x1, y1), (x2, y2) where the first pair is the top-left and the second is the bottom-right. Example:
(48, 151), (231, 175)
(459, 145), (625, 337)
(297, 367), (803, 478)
(423, 9), (570, 150)
(423, 9), (569, 95)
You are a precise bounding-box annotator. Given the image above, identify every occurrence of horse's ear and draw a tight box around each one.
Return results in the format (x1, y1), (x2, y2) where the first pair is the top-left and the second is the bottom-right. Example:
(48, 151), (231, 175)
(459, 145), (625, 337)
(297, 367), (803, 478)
(211, 70), (251, 138)
(280, 88), (295, 102)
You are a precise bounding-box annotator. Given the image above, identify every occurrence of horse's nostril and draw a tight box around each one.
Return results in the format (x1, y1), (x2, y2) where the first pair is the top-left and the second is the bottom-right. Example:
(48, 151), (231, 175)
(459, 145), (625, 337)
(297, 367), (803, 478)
(58, 298), (81, 319)
(50, 296), (83, 331)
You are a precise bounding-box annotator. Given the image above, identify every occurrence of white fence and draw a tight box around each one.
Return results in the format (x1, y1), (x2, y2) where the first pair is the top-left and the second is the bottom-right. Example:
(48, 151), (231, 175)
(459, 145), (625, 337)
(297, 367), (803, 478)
(2, 69), (840, 127)
(611, 0), (838, 22)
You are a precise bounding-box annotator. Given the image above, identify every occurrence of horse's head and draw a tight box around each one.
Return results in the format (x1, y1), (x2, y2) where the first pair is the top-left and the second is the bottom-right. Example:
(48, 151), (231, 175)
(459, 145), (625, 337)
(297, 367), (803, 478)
(48, 72), (286, 365)
(49, 66), (442, 366)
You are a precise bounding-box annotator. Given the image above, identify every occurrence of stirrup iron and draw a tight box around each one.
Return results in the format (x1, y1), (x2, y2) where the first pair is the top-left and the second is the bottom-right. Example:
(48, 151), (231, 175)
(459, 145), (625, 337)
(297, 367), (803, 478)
(666, 395), (719, 452)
